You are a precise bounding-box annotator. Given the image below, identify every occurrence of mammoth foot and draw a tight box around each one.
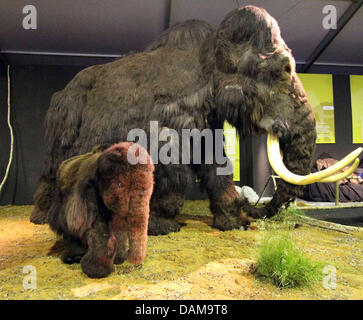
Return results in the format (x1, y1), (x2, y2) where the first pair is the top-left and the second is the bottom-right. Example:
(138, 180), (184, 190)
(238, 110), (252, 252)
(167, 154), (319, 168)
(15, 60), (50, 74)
(80, 236), (116, 278)
(212, 214), (250, 231)
(235, 198), (274, 220)
(61, 243), (86, 264)
(148, 215), (181, 236)
(80, 253), (114, 279)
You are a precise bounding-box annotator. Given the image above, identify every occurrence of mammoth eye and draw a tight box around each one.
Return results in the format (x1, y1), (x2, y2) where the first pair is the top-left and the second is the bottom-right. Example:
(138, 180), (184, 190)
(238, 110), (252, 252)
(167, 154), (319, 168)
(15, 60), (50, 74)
(118, 183), (123, 188)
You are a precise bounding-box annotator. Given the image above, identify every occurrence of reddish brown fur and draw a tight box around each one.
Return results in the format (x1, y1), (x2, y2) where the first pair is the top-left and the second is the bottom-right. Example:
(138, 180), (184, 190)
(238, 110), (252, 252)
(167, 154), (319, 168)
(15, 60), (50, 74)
(98, 142), (154, 266)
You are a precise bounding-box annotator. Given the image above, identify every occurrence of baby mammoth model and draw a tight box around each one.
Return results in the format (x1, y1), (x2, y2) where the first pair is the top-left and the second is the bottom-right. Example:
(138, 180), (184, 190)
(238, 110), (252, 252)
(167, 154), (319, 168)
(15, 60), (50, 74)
(48, 142), (154, 278)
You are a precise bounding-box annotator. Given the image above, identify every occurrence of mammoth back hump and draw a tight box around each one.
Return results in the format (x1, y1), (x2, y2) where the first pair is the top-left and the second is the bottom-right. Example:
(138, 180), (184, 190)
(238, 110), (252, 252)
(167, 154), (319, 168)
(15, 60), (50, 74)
(84, 47), (209, 111)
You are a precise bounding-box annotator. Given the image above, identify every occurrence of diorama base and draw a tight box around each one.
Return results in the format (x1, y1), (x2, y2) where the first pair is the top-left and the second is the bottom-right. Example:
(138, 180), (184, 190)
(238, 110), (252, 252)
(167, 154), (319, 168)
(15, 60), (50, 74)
(0, 202), (362, 300)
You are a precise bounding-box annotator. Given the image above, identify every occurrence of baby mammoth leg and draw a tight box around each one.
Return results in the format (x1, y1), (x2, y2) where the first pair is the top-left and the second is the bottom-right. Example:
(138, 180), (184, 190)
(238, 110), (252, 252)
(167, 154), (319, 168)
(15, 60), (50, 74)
(61, 233), (86, 264)
(109, 215), (128, 265)
(80, 216), (116, 278)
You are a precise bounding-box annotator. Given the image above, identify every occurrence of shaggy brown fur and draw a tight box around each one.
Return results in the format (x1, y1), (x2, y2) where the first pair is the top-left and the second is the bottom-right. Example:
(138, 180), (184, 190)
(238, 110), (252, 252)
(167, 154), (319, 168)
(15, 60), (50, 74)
(32, 6), (316, 234)
(48, 142), (154, 278)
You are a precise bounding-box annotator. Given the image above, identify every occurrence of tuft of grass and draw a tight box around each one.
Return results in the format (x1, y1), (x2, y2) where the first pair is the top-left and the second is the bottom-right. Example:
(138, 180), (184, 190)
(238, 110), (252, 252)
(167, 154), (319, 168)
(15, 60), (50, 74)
(255, 233), (322, 288)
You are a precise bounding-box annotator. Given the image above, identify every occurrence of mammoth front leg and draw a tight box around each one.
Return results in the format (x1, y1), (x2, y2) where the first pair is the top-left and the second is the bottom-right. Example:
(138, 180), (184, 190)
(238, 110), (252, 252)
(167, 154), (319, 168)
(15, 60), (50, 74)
(195, 162), (250, 231)
(148, 164), (187, 236)
(30, 179), (56, 224)
(80, 216), (116, 278)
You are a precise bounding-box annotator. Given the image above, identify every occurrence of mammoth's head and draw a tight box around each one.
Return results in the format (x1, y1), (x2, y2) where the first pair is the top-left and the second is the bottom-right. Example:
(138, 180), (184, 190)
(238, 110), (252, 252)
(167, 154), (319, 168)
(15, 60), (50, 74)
(96, 142), (154, 214)
(202, 5), (362, 185)
(207, 6), (303, 132)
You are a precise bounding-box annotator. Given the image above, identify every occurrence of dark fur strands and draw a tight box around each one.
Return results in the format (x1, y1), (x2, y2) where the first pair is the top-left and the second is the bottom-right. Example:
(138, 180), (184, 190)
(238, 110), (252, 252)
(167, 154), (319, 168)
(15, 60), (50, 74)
(33, 5), (317, 234)
(219, 6), (285, 53)
(48, 142), (154, 278)
(213, 72), (264, 136)
(31, 181), (55, 224)
(215, 6), (292, 81)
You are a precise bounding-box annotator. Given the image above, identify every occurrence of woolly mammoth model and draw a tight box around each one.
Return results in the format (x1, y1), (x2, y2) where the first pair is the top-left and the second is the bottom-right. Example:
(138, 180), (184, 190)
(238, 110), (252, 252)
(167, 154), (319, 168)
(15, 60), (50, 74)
(48, 142), (154, 278)
(31, 5), (359, 235)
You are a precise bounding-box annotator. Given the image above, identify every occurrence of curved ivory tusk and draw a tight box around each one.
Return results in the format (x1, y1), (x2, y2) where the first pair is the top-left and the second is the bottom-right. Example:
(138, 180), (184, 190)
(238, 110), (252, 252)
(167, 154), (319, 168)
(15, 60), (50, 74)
(319, 158), (360, 183)
(267, 133), (363, 185)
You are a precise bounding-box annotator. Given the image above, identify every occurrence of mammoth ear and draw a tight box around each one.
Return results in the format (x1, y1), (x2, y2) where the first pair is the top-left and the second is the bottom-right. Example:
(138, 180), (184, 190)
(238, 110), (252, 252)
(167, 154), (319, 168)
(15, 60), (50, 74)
(65, 173), (98, 237)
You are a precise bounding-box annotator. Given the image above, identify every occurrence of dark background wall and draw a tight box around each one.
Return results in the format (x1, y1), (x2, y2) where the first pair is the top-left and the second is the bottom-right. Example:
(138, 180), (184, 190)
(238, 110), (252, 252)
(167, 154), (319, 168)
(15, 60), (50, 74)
(0, 65), (83, 204)
(0, 66), (362, 204)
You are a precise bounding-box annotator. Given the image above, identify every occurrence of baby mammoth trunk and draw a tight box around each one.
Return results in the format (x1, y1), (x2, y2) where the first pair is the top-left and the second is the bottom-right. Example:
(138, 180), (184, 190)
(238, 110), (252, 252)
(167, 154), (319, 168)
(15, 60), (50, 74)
(110, 194), (150, 267)
(124, 170), (154, 265)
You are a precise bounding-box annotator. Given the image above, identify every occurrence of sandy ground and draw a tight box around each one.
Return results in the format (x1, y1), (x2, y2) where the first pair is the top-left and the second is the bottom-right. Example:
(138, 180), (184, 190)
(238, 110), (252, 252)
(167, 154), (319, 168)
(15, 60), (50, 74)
(0, 202), (362, 300)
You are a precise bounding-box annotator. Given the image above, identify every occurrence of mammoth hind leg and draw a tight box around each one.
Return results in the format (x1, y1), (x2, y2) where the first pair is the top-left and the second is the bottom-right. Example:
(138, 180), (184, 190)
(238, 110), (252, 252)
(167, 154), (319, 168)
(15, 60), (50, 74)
(61, 233), (86, 264)
(30, 180), (56, 224)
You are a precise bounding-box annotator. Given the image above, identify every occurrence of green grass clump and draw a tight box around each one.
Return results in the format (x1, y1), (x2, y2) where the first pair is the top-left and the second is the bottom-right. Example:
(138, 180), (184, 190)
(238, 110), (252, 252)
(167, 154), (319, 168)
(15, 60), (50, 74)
(255, 233), (321, 288)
